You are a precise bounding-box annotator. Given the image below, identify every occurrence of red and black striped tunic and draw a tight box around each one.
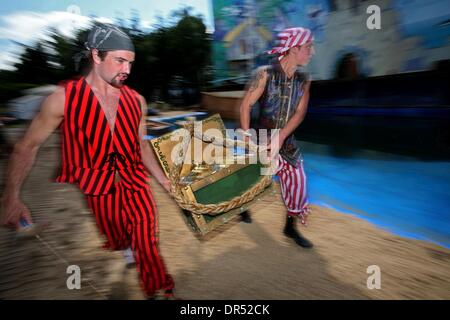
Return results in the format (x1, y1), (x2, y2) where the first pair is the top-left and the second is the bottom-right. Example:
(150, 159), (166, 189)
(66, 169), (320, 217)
(56, 77), (149, 195)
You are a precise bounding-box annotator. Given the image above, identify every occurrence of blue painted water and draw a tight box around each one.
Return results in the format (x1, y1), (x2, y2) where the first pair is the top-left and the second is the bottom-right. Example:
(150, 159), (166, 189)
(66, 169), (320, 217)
(300, 141), (450, 249)
(150, 111), (208, 123)
(145, 112), (208, 140)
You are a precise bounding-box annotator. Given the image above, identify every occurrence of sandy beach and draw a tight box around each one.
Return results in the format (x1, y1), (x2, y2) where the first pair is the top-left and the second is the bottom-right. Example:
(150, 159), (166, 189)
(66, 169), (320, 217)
(0, 130), (449, 300)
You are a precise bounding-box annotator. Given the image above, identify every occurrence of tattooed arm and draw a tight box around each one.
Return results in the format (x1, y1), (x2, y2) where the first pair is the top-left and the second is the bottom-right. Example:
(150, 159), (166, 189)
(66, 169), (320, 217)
(239, 66), (268, 131)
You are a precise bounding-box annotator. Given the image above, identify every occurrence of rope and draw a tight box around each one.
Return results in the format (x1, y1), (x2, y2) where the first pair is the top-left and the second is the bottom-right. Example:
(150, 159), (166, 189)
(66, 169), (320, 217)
(166, 124), (273, 215)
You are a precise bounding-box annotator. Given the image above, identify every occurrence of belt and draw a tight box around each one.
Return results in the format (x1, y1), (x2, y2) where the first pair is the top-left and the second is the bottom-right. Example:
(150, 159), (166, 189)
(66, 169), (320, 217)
(107, 152), (126, 183)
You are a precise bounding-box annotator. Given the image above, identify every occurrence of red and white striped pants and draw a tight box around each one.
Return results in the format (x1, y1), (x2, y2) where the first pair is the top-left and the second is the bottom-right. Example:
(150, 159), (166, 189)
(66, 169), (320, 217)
(276, 156), (310, 224)
(86, 183), (174, 297)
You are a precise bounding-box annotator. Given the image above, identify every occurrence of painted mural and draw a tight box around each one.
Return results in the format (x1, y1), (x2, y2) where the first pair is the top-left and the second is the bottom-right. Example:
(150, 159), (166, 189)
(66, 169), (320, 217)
(212, 0), (450, 80)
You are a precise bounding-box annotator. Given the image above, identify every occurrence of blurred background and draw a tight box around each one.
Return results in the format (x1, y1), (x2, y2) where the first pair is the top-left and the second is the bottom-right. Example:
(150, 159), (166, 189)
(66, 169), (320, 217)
(0, 0), (449, 245)
(1, 0), (449, 156)
(0, 0), (449, 299)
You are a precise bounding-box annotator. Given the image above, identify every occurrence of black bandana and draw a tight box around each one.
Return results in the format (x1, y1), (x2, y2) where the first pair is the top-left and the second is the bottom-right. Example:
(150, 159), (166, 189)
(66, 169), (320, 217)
(85, 24), (134, 52)
(74, 24), (134, 71)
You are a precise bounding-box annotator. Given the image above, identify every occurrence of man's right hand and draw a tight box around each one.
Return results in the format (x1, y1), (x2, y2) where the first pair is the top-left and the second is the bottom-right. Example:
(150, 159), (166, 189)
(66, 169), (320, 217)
(0, 88), (63, 230)
(1, 196), (33, 229)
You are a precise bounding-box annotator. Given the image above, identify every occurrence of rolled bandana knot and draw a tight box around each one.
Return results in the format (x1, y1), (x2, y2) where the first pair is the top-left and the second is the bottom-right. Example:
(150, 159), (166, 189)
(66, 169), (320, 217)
(267, 27), (314, 60)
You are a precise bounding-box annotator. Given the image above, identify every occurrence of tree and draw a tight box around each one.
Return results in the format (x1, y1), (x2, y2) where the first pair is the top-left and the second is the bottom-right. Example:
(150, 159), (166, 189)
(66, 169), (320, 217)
(13, 42), (53, 85)
(0, 7), (212, 106)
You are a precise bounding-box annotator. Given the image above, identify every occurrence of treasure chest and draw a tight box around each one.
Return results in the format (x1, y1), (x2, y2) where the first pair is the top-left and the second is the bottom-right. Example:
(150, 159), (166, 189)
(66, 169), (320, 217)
(149, 114), (272, 236)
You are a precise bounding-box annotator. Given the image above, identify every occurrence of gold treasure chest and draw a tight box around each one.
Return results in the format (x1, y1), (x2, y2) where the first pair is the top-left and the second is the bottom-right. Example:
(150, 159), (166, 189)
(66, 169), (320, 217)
(149, 114), (272, 236)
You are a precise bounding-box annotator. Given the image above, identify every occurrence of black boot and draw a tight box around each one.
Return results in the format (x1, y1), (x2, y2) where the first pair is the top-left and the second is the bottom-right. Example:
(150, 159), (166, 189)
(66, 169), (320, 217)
(240, 210), (252, 223)
(283, 215), (313, 248)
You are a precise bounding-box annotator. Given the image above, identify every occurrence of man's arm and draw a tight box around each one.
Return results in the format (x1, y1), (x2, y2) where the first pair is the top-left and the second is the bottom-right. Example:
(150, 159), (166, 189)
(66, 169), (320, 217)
(1, 87), (65, 228)
(239, 67), (268, 131)
(137, 95), (171, 192)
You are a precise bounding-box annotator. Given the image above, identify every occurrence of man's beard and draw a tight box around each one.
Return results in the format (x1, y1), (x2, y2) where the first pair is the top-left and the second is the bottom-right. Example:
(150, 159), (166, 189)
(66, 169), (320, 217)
(110, 73), (128, 88)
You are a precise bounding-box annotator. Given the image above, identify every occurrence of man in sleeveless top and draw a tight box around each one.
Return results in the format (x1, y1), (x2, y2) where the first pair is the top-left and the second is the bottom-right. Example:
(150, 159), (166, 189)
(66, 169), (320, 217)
(240, 27), (315, 248)
(1, 24), (175, 299)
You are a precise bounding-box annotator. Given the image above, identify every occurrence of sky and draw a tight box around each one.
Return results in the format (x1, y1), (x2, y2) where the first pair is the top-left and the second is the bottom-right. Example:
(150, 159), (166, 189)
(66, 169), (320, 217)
(0, 0), (214, 70)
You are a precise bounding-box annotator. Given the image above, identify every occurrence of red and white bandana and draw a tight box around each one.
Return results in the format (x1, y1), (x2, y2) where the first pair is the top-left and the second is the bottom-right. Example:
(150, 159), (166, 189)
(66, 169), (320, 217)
(267, 27), (314, 60)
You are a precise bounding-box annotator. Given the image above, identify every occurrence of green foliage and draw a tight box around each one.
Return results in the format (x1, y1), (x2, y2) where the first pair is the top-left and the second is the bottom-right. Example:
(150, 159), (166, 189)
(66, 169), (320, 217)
(0, 8), (211, 105)
(127, 8), (211, 103)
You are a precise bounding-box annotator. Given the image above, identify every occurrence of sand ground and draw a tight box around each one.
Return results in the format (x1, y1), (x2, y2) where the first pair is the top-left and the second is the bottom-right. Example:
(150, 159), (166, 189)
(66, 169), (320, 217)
(0, 128), (449, 300)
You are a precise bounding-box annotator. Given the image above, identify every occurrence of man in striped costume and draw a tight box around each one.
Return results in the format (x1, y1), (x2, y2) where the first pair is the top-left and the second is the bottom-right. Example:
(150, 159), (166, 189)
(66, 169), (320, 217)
(240, 27), (315, 248)
(1, 24), (175, 299)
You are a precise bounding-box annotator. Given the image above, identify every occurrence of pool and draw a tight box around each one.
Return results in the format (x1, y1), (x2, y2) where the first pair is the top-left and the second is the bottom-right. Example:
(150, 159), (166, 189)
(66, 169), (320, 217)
(144, 111), (208, 140)
(300, 141), (450, 249)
